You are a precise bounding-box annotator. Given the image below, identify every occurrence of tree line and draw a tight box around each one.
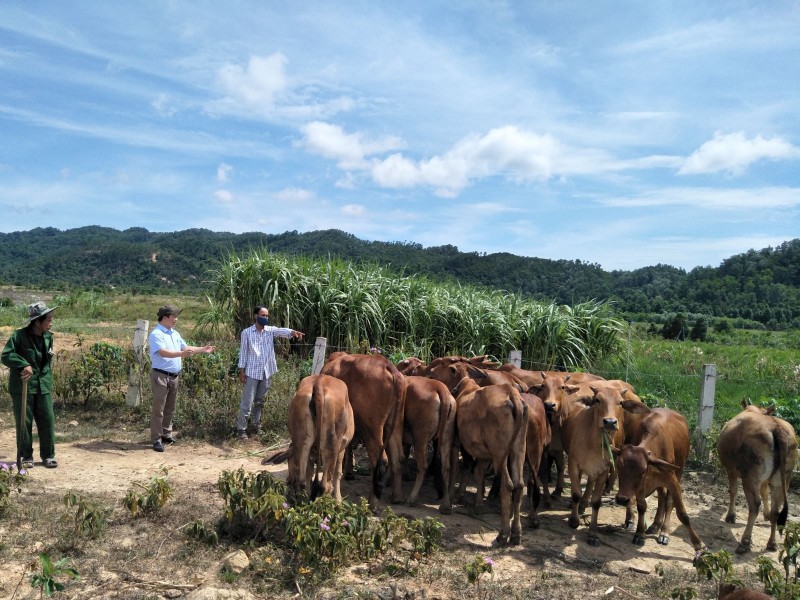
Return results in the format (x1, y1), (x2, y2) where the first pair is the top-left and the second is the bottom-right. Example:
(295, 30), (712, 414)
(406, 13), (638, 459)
(0, 226), (797, 330)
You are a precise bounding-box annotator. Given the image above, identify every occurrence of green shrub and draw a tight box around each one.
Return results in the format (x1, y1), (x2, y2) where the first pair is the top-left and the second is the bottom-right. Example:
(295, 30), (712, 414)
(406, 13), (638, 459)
(62, 492), (111, 540)
(123, 467), (173, 518)
(0, 462), (27, 515)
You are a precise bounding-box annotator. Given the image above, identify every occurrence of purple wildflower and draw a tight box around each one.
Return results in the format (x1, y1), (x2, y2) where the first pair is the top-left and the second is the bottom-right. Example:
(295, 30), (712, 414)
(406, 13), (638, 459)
(484, 557), (495, 567)
(0, 463), (8, 471)
(18, 469), (27, 476)
(320, 522), (331, 531)
(282, 502), (289, 509)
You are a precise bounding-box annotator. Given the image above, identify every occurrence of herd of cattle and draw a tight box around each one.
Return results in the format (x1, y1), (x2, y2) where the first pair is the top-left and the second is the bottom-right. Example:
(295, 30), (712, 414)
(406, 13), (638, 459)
(281, 352), (798, 557)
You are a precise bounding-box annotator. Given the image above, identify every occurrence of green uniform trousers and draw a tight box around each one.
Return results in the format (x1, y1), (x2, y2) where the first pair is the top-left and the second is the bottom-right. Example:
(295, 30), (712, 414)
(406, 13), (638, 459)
(12, 390), (56, 462)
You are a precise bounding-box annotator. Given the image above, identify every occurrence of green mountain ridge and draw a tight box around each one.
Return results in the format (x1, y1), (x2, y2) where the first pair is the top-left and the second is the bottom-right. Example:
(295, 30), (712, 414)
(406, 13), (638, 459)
(1, 227), (798, 329)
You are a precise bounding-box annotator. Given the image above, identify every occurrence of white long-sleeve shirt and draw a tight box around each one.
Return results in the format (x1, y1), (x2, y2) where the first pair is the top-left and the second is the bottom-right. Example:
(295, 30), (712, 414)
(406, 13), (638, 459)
(237, 324), (294, 380)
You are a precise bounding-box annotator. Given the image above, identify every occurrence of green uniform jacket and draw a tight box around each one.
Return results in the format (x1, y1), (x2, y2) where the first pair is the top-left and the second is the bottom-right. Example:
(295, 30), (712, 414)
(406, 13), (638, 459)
(1, 326), (54, 397)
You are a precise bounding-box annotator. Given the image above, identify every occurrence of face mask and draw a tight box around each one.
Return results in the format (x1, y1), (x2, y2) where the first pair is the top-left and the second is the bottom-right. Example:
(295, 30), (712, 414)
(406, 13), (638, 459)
(256, 316), (269, 326)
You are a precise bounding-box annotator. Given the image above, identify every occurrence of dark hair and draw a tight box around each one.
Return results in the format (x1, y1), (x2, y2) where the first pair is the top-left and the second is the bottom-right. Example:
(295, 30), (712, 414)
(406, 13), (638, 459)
(253, 305), (268, 315)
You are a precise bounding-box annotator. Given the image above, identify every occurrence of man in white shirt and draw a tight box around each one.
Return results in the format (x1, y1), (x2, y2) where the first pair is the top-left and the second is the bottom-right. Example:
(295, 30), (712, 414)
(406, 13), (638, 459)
(148, 305), (215, 452)
(236, 304), (304, 439)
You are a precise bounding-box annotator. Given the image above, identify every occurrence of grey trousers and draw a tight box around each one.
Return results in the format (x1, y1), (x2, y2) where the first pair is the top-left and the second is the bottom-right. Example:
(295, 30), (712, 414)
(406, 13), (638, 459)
(236, 376), (270, 432)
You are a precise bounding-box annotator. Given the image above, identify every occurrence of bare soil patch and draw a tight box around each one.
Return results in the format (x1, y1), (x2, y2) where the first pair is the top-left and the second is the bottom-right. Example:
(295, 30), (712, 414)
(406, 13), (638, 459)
(0, 418), (791, 599)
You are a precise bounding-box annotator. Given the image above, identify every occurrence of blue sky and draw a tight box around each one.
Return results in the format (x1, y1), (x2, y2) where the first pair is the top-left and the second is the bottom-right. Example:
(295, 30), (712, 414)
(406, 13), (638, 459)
(1, 2), (799, 271)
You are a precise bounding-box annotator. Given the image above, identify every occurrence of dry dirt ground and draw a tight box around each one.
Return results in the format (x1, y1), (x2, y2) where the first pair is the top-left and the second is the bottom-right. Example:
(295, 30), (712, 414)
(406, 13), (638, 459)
(0, 421), (792, 600)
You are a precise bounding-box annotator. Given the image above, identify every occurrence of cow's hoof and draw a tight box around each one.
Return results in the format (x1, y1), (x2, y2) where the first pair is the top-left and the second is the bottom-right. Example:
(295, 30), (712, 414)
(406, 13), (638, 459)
(766, 541), (778, 551)
(588, 535), (601, 547)
(735, 542), (751, 554)
(493, 534), (510, 547)
(724, 514), (736, 523)
(645, 524), (658, 534)
(511, 534), (522, 545)
(632, 535), (645, 546)
(624, 521), (635, 531)
(438, 505), (452, 515)
(657, 535), (670, 546)
(568, 516), (580, 529)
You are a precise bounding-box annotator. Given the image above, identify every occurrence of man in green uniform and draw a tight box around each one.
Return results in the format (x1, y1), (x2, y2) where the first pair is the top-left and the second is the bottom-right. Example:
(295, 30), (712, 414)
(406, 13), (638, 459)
(1, 301), (59, 469)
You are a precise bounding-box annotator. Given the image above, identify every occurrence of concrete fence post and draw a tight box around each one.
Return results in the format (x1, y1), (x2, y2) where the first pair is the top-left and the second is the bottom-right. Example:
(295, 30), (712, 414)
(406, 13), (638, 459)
(125, 319), (149, 407)
(312, 337), (328, 374)
(508, 350), (522, 368)
(695, 363), (717, 460)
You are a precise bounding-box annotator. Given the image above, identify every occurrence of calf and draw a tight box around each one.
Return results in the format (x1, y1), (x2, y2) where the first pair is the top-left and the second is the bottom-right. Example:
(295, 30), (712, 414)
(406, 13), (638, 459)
(718, 400), (798, 553)
(562, 386), (627, 546)
(430, 362), (528, 546)
(403, 376), (457, 513)
(718, 583), (772, 600)
(286, 374), (354, 502)
(613, 405), (705, 551)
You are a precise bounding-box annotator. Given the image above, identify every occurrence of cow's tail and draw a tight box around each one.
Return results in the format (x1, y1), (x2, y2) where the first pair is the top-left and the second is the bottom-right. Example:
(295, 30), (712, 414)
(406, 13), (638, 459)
(310, 379), (325, 500)
(432, 386), (455, 497)
(506, 390), (528, 486)
(373, 365), (407, 500)
(773, 424), (793, 529)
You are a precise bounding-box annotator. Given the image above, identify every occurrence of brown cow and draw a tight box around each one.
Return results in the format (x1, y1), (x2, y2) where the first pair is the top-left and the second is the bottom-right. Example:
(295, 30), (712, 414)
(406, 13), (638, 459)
(403, 376), (457, 513)
(718, 583), (772, 600)
(286, 374), (354, 502)
(396, 356), (427, 376)
(562, 386), (627, 546)
(718, 400), (798, 553)
(531, 372), (578, 505)
(496, 364), (605, 388)
(320, 353), (407, 506)
(430, 362), (528, 546)
(613, 405), (705, 551)
(519, 392), (550, 528)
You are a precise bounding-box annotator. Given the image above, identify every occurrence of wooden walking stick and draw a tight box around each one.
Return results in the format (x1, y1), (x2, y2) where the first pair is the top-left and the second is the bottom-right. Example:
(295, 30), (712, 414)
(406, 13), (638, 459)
(17, 376), (28, 470)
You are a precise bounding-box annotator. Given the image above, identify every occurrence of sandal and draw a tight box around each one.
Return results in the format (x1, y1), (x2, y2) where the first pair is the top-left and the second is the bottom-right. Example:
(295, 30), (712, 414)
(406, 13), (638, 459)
(20, 458), (34, 469)
(44, 458), (58, 469)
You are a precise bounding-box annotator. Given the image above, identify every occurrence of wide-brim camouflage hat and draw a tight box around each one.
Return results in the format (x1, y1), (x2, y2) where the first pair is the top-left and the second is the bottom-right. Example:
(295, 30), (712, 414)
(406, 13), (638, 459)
(27, 301), (58, 322)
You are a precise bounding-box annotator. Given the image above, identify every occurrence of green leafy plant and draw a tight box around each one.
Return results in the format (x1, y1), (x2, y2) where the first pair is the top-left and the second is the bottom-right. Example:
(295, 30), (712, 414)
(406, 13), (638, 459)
(757, 521), (800, 598)
(184, 519), (219, 546)
(122, 467), (172, 518)
(0, 461), (28, 515)
(62, 492), (111, 540)
(693, 550), (739, 598)
(29, 553), (80, 598)
(465, 554), (495, 585)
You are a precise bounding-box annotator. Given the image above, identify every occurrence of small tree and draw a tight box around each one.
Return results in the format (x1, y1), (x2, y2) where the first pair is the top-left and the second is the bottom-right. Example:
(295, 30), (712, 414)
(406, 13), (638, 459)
(690, 318), (708, 342)
(661, 313), (688, 341)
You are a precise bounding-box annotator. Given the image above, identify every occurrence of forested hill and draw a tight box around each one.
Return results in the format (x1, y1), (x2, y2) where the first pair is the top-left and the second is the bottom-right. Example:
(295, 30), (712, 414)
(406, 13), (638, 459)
(1, 227), (798, 329)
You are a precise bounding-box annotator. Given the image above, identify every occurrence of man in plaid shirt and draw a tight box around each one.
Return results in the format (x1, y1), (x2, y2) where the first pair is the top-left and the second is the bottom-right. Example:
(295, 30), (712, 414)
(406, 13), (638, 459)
(236, 304), (304, 439)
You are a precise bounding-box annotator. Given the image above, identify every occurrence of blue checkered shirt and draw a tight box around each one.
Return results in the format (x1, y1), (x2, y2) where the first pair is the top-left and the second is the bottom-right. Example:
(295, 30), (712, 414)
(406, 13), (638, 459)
(237, 325), (294, 380)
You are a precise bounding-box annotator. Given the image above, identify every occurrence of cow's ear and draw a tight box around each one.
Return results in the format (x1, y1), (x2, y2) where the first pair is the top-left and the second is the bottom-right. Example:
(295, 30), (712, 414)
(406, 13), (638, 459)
(611, 446), (621, 457)
(540, 371), (547, 379)
(530, 385), (543, 394)
(765, 404), (777, 415)
(578, 395), (596, 407)
(565, 385), (581, 395)
(647, 456), (680, 473)
(742, 398), (751, 409)
(564, 374), (572, 383)
(621, 399), (649, 415)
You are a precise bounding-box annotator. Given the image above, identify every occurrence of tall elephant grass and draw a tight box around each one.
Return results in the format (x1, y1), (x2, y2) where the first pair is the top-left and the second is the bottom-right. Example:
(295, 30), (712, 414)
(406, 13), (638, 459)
(197, 249), (625, 371)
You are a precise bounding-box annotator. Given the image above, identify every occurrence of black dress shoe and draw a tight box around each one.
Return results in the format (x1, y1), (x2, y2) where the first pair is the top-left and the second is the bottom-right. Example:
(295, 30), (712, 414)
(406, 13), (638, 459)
(161, 436), (175, 446)
(152, 440), (165, 452)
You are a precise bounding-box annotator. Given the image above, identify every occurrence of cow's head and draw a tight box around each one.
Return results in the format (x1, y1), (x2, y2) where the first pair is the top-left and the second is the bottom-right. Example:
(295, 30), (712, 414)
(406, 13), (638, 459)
(430, 362), (482, 397)
(534, 373), (573, 416)
(741, 397), (776, 415)
(397, 356), (426, 376)
(580, 386), (626, 432)
(614, 444), (680, 507)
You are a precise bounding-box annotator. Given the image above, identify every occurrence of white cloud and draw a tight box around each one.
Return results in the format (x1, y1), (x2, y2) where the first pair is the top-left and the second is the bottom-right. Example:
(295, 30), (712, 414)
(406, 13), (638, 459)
(274, 187), (314, 202)
(599, 186), (800, 210)
(217, 163), (233, 183)
(679, 132), (800, 176)
(341, 204), (367, 216)
(151, 93), (177, 117)
(214, 189), (234, 202)
(217, 53), (288, 110)
(300, 121), (403, 170)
